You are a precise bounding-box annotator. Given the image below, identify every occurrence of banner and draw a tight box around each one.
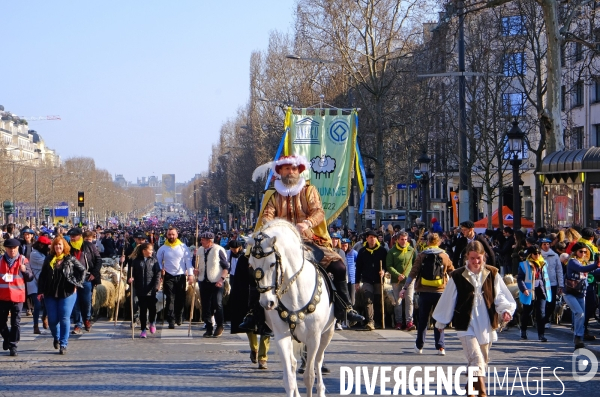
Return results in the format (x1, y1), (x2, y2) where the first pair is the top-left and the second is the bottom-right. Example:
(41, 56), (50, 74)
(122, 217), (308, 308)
(282, 108), (358, 223)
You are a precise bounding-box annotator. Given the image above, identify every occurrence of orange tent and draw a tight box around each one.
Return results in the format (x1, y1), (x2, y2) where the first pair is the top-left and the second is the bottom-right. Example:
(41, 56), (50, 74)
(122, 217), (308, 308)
(474, 206), (534, 229)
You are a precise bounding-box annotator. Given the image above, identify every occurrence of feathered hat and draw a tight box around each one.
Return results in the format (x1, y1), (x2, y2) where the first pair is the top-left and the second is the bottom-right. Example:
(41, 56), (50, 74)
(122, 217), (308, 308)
(252, 154), (310, 181)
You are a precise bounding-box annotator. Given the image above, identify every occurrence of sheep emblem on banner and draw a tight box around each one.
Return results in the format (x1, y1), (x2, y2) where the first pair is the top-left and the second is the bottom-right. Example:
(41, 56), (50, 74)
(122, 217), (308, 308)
(310, 155), (336, 179)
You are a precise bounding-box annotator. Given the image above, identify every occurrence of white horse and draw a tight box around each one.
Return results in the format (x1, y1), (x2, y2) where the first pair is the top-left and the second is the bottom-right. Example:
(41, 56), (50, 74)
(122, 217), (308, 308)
(246, 219), (335, 397)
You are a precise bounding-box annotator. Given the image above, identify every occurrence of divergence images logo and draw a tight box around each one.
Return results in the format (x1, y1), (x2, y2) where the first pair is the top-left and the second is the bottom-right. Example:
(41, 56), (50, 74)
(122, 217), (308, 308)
(572, 348), (598, 382)
(329, 120), (349, 144)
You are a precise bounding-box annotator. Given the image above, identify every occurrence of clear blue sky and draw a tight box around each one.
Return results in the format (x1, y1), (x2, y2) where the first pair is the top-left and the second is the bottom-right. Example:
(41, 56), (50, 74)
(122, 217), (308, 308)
(2, 1), (295, 183)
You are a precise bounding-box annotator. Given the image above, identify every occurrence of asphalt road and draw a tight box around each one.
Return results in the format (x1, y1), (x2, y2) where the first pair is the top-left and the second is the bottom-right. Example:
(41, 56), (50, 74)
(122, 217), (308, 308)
(1, 316), (599, 396)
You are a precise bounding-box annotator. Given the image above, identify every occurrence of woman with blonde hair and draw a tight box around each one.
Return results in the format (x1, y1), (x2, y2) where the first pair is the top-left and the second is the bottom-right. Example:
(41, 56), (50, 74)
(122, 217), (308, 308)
(37, 237), (86, 354)
(401, 233), (454, 355)
(563, 242), (600, 349)
(433, 241), (516, 396)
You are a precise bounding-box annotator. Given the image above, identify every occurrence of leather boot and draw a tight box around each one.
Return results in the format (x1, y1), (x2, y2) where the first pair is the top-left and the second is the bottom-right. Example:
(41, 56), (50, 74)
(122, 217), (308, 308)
(33, 324), (41, 335)
(239, 310), (257, 332)
(477, 377), (487, 397)
(334, 281), (364, 323)
(42, 315), (49, 330)
(469, 377), (478, 397)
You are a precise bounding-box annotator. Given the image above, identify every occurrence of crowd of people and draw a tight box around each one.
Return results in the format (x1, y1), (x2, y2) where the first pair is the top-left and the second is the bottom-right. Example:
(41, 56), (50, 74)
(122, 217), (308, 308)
(1, 207), (600, 391)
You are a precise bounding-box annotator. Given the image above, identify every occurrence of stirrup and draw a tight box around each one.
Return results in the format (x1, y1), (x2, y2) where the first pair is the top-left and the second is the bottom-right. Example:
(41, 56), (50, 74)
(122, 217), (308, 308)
(239, 313), (257, 332)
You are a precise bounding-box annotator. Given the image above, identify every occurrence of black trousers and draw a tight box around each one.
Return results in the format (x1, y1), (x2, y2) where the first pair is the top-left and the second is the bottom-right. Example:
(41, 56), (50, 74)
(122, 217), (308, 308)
(544, 285), (558, 324)
(0, 301), (23, 349)
(521, 287), (546, 336)
(327, 259), (346, 283)
(200, 280), (224, 330)
(137, 295), (157, 331)
(163, 273), (186, 324)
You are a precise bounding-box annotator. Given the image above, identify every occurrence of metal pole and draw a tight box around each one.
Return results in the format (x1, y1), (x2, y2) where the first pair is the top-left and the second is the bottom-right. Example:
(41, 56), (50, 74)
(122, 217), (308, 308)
(421, 175), (428, 226)
(34, 169), (38, 228)
(512, 156), (522, 231)
(458, 0), (470, 222)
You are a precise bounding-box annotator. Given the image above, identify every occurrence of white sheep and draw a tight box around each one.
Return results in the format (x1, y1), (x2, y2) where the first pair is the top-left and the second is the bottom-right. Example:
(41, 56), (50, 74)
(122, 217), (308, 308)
(310, 155), (336, 179)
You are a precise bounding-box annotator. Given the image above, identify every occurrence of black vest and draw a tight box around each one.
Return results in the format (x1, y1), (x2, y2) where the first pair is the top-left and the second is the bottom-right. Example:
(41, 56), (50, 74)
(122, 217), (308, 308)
(450, 266), (498, 331)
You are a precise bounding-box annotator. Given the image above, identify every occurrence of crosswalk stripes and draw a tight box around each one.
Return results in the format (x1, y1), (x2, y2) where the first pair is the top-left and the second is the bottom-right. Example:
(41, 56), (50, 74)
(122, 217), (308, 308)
(78, 321), (115, 340)
(160, 321), (192, 340)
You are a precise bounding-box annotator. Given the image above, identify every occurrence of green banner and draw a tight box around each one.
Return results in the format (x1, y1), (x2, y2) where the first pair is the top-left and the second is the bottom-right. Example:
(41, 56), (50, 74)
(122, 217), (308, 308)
(285, 108), (357, 224)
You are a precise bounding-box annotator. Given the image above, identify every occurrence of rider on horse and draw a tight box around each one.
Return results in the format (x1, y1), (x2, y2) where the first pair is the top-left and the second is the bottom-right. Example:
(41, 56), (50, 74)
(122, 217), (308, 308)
(239, 155), (365, 334)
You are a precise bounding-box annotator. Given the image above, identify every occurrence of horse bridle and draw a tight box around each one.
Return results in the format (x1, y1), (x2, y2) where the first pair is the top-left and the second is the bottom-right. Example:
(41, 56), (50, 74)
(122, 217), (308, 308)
(251, 232), (283, 294)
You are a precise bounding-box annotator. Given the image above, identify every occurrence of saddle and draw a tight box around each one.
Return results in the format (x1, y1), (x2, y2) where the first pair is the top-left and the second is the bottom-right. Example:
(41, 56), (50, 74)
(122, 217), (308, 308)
(304, 242), (335, 305)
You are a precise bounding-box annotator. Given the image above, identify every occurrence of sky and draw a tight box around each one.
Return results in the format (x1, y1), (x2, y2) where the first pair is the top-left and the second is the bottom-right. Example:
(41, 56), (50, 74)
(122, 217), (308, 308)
(2, 1), (295, 184)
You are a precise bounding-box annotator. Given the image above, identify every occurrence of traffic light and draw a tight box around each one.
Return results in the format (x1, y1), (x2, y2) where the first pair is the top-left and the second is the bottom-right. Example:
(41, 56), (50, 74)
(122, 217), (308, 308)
(78, 191), (85, 207)
(44, 207), (51, 217)
(3, 200), (14, 214)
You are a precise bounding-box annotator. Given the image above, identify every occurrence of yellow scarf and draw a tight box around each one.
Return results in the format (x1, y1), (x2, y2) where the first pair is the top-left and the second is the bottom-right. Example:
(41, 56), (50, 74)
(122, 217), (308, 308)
(164, 239), (183, 248)
(395, 242), (409, 254)
(578, 238), (599, 254)
(49, 254), (65, 270)
(528, 256), (546, 269)
(70, 238), (83, 251)
(365, 241), (381, 254)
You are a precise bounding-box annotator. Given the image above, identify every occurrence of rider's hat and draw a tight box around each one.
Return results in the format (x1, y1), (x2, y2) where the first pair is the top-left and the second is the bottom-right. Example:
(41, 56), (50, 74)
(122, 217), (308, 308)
(252, 154), (310, 181)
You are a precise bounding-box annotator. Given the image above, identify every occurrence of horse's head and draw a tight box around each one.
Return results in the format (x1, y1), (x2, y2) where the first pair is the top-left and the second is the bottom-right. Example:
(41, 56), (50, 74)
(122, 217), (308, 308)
(245, 231), (281, 310)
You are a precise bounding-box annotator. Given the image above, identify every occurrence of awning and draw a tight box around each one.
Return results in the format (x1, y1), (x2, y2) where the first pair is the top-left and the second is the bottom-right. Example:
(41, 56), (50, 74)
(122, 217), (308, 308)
(539, 147), (600, 183)
(540, 147), (600, 174)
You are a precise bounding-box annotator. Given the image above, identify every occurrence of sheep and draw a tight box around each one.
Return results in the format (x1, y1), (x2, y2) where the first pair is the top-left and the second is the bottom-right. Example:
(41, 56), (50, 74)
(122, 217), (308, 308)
(91, 266), (126, 320)
(310, 155), (336, 179)
(184, 283), (201, 321)
(92, 279), (126, 320)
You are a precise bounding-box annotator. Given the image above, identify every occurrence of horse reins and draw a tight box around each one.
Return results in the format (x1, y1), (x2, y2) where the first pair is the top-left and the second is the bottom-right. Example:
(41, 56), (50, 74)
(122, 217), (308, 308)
(250, 230), (324, 343)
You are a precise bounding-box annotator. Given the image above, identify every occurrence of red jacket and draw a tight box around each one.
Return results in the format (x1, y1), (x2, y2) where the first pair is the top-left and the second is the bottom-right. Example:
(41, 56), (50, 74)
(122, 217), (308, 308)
(0, 255), (33, 303)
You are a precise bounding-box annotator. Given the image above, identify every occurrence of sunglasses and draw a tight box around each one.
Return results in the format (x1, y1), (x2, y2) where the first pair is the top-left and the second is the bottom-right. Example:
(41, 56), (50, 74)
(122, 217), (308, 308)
(577, 249), (588, 254)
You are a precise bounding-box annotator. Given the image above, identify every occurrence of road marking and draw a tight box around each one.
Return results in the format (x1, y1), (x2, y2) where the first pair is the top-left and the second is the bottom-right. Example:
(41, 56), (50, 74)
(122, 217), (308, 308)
(79, 321), (116, 339)
(332, 332), (347, 340)
(372, 329), (414, 340)
(160, 323), (192, 340)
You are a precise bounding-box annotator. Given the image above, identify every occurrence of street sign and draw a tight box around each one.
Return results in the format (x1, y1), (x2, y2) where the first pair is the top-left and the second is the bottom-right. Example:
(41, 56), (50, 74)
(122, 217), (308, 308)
(365, 209), (376, 220)
(396, 183), (418, 189)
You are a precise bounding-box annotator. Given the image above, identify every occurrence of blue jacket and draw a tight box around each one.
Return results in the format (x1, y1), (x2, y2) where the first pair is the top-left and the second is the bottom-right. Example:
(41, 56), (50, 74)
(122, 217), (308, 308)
(517, 259), (552, 305)
(565, 258), (599, 298)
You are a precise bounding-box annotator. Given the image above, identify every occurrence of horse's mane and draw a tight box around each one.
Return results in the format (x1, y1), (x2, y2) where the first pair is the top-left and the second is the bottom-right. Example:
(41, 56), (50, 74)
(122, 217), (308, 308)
(257, 219), (314, 263)
(258, 219), (302, 241)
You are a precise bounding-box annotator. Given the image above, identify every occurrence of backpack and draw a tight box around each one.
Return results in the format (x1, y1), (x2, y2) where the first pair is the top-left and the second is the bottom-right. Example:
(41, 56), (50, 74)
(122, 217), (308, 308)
(420, 253), (445, 287)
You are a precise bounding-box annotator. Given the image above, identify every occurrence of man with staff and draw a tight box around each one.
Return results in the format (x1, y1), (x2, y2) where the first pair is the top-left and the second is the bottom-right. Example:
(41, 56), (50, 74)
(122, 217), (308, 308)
(355, 230), (388, 330)
(157, 227), (193, 329)
(193, 231), (229, 338)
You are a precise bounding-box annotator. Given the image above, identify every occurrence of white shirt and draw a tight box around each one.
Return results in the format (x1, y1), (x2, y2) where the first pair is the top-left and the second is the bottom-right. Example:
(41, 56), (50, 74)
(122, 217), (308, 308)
(433, 268), (516, 345)
(227, 251), (239, 276)
(157, 243), (193, 276)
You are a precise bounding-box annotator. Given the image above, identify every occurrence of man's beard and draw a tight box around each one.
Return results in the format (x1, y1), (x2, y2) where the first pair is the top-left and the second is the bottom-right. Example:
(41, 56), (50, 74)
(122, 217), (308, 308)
(281, 174), (300, 187)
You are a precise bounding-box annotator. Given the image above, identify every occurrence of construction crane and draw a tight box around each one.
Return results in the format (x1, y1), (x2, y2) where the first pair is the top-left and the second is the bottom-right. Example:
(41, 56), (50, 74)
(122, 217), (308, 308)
(21, 115), (61, 121)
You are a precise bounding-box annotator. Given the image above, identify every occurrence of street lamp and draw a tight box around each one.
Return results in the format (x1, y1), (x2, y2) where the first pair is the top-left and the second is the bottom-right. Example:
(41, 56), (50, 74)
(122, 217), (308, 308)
(366, 168), (374, 229)
(415, 150), (431, 226)
(507, 119), (525, 230)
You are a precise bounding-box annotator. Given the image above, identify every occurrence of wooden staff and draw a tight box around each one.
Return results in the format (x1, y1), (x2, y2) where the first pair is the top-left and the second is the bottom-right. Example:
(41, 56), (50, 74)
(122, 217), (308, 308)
(130, 281), (135, 339)
(188, 214), (200, 337)
(380, 260), (385, 329)
(161, 260), (166, 327)
(114, 247), (125, 327)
